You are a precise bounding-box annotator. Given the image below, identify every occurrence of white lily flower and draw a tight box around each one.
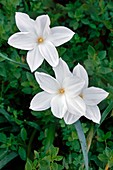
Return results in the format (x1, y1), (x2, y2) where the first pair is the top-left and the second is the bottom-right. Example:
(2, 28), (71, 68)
(8, 12), (75, 72)
(72, 64), (109, 124)
(30, 59), (86, 123)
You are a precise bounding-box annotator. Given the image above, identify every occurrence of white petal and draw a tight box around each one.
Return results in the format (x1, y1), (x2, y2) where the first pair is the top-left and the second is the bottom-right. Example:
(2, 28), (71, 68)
(64, 111), (82, 124)
(53, 58), (72, 84)
(51, 95), (67, 118)
(27, 46), (44, 72)
(48, 26), (75, 47)
(15, 12), (35, 32)
(82, 87), (109, 105)
(85, 105), (101, 124)
(66, 96), (86, 115)
(39, 41), (59, 67)
(73, 63), (88, 88)
(30, 91), (53, 111)
(35, 15), (50, 37)
(63, 76), (85, 97)
(35, 72), (60, 93)
(8, 32), (36, 50)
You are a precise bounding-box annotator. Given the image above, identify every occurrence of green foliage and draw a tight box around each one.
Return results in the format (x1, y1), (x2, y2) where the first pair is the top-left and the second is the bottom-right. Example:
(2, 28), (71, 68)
(0, 0), (113, 169)
(25, 145), (63, 170)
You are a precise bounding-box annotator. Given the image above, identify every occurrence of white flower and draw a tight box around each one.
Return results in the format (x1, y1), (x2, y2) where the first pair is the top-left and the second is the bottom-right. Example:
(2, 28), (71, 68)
(30, 59), (86, 123)
(8, 12), (75, 72)
(71, 63), (109, 124)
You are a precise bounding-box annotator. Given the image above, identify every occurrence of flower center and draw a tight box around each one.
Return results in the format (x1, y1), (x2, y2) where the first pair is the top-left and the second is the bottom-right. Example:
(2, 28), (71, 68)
(37, 37), (44, 44)
(59, 88), (65, 94)
(79, 94), (83, 98)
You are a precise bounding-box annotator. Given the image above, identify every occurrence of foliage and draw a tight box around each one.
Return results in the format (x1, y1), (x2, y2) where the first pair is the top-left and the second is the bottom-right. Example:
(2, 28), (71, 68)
(0, 0), (113, 169)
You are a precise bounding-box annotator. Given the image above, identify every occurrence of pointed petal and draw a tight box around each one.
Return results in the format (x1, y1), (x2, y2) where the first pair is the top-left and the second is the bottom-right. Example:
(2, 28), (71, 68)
(66, 96), (86, 115)
(35, 15), (50, 37)
(30, 91), (53, 111)
(35, 72), (60, 93)
(63, 76), (85, 97)
(85, 105), (101, 124)
(8, 32), (36, 50)
(51, 95), (67, 118)
(48, 26), (75, 47)
(73, 63), (88, 88)
(27, 46), (44, 72)
(83, 87), (109, 106)
(64, 111), (82, 124)
(39, 41), (59, 67)
(15, 12), (35, 32)
(53, 58), (72, 84)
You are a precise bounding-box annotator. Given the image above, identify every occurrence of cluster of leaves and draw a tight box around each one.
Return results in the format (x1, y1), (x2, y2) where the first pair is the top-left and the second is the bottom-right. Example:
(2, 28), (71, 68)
(0, 0), (113, 169)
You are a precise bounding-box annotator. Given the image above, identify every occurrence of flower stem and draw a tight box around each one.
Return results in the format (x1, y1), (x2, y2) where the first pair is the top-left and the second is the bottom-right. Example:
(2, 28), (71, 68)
(27, 129), (37, 158)
(74, 120), (88, 170)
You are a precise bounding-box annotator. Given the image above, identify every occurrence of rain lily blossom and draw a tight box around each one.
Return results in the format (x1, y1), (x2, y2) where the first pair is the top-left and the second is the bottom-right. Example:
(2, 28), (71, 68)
(72, 64), (109, 124)
(8, 12), (75, 72)
(30, 59), (86, 124)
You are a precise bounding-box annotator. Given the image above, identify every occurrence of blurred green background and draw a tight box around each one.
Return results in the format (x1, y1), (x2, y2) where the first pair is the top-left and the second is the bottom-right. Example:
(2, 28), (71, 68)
(0, 0), (113, 169)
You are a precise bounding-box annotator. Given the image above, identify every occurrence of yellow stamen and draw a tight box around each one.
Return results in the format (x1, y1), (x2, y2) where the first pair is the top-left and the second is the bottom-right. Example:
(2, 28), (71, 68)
(37, 37), (44, 44)
(59, 88), (65, 94)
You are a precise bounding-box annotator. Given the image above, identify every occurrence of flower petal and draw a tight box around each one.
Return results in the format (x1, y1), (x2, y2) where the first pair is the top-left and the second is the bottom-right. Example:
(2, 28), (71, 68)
(66, 96), (86, 115)
(63, 76), (85, 97)
(82, 87), (109, 106)
(35, 15), (50, 37)
(30, 91), (53, 111)
(53, 58), (72, 84)
(48, 26), (75, 47)
(85, 105), (101, 124)
(27, 46), (44, 72)
(39, 41), (59, 67)
(51, 95), (67, 118)
(64, 111), (82, 124)
(15, 12), (35, 32)
(8, 32), (36, 50)
(35, 72), (60, 93)
(73, 63), (88, 88)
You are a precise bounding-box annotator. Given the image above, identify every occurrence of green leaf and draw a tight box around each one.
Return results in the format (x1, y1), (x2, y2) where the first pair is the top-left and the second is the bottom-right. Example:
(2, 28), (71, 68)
(74, 120), (88, 170)
(21, 128), (27, 141)
(98, 153), (107, 163)
(54, 156), (63, 161)
(26, 121), (40, 130)
(88, 45), (95, 58)
(25, 158), (32, 170)
(0, 133), (7, 143)
(0, 108), (12, 122)
(39, 160), (50, 170)
(26, 72), (35, 82)
(0, 63), (7, 77)
(51, 162), (58, 170)
(0, 149), (8, 160)
(98, 51), (106, 60)
(0, 152), (18, 169)
(94, 101), (113, 134)
(44, 125), (55, 151)
(0, 52), (29, 70)
(18, 146), (26, 160)
(22, 87), (32, 94)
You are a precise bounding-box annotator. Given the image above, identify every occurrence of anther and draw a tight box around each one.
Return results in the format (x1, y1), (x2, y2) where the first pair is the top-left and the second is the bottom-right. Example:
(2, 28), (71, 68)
(59, 88), (65, 94)
(37, 37), (44, 44)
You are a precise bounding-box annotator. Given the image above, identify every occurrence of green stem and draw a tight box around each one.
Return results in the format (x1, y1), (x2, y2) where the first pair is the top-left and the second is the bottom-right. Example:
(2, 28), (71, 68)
(27, 129), (37, 158)
(74, 120), (88, 170)
(0, 52), (29, 70)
